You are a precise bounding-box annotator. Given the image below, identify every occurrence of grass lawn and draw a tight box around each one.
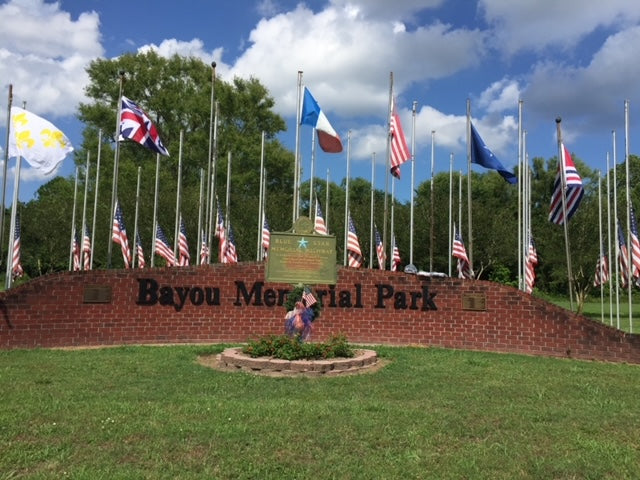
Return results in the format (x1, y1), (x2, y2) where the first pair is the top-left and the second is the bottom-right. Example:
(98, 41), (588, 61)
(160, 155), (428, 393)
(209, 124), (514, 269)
(2, 345), (640, 479)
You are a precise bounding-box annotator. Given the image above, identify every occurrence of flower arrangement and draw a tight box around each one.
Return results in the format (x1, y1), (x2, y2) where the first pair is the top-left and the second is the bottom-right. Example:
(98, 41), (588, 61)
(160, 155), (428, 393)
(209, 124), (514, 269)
(283, 284), (321, 342)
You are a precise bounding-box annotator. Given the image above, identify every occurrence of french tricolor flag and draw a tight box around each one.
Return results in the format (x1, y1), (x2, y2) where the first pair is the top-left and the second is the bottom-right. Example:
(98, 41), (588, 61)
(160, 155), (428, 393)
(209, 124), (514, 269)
(300, 87), (343, 153)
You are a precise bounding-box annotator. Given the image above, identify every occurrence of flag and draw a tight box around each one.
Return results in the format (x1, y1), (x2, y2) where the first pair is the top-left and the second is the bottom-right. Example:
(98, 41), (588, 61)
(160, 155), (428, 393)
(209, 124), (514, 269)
(452, 223), (473, 279)
(469, 122), (517, 184)
(593, 244), (609, 287)
(136, 232), (146, 268)
(8, 107), (73, 175)
(347, 212), (363, 268)
(215, 204), (227, 263)
(618, 221), (630, 289)
(391, 234), (401, 272)
(72, 228), (81, 272)
(300, 87), (343, 153)
(374, 225), (385, 270)
(525, 237), (538, 294)
(314, 199), (328, 235)
(389, 98), (411, 179)
(12, 212), (23, 279)
(82, 223), (91, 270)
(178, 215), (190, 266)
(549, 143), (584, 225)
(225, 224), (238, 264)
(155, 224), (176, 266)
(629, 206), (640, 280)
(262, 216), (270, 258)
(302, 287), (317, 307)
(112, 200), (132, 268)
(119, 96), (170, 156)
(200, 228), (209, 265)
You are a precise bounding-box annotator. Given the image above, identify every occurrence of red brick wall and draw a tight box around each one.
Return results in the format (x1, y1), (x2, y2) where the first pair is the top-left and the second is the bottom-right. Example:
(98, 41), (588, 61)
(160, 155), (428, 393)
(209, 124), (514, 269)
(1, 263), (638, 364)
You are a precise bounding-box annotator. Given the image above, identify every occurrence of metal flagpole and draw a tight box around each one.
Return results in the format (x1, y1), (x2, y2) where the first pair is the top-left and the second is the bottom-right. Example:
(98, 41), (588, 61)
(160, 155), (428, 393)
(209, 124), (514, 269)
(430, 130), (435, 272)
(623, 100), (632, 333)
(466, 99), (473, 272)
(132, 167), (141, 268)
(257, 131), (265, 261)
(382, 72), (393, 270)
(369, 152), (375, 268)
(205, 62), (216, 259)
(517, 100), (523, 290)
(391, 171), (395, 269)
(309, 129), (316, 218)
(0, 84), (13, 265)
(173, 130), (184, 257)
(343, 131), (351, 266)
(69, 166), (79, 271)
(522, 130), (528, 288)
(197, 168), (204, 264)
(556, 118), (574, 310)
(597, 169), (604, 323)
(606, 154), (613, 326)
(448, 153), (453, 277)
(293, 71), (303, 223)
(151, 153), (160, 267)
(107, 70), (125, 268)
(612, 130), (620, 329)
(225, 152), (232, 235)
(80, 152), (90, 270)
(207, 101), (219, 264)
(325, 169), (330, 233)
(90, 130), (102, 269)
(410, 101), (417, 266)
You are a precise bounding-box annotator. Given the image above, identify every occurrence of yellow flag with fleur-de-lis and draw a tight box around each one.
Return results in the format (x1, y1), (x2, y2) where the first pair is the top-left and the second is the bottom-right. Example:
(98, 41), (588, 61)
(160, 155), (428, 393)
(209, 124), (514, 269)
(8, 107), (74, 175)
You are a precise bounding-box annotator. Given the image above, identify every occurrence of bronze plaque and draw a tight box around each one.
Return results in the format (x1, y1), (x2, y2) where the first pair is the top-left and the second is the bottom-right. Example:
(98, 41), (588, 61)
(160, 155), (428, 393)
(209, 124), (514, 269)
(83, 284), (112, 303)
(265, 232), (337, 285)
(461, 293), (486, 311)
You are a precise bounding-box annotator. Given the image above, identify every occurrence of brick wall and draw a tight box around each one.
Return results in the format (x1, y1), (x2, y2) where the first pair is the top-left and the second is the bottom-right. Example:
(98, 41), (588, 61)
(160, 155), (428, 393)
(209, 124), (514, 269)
(1, 263), (638, 364)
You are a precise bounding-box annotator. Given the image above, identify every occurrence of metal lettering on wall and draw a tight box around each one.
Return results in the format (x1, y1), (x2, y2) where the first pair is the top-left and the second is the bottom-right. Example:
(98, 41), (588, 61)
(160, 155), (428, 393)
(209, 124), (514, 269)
(461, 293), (486, 311)
(83, 285), (112, 303)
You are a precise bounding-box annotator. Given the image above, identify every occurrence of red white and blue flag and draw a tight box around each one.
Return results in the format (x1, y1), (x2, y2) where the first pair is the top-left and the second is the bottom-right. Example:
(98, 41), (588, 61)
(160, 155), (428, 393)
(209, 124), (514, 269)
(215, 204), (227, 263)
(302, 287), (317, 307)
(72, 227), (81, 272)
(120, 96), (169, 156)
(12, 212), (23, 279)
(549, 143), (583, 225)
(629, 206), (640, 280)
(314, 199), (328, 235)
(452, 223), (473, 279)
(525, 236), (538, 293)
(82, 223), (91, 270)
(389, 97), (411, 179)
(300, 87), (343, 153)
(374, 225), (385, 270)
(347, 212), (363, 268)
(225, 224), (238, 264)
(594, 243), (609, 287)
(200, 228), (209, 265)
(154, 223), (175, 266)
(112, 200), (132, 268)
(391, 234), (401, 272)
(618, 221), (630, 289)
(262, 215), (270, 258)
(178, 215), (190, 266)
(136, 232), (146, 268)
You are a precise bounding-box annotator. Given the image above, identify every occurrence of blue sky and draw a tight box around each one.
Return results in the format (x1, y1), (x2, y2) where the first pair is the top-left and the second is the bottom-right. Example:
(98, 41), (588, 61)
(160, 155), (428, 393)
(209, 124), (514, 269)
(1, 0), (640, 204)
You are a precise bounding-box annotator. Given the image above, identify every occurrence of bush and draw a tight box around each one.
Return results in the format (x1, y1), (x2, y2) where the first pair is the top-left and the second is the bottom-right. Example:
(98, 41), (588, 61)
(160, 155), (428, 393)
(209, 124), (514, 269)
(243, 334), (354, 360)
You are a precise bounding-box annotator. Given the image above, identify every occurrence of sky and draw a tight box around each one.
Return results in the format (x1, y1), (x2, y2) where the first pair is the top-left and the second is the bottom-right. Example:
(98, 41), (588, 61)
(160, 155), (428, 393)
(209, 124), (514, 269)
(1, 0), (640, 205)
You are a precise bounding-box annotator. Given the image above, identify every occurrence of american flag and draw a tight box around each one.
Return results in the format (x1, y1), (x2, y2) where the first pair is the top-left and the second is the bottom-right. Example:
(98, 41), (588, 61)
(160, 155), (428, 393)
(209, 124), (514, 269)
(155, 223), (175, 266)
(225, 224), (238, 263)
(82, 223), (91, 270)
(12, 212), (23, 279)
(374, 225), (385, 270)
(136, 232), (146, 268)
(525, 237), (538, 293)
(618, 221), (630, 289)
(314, 199), (328, 235)
(391, 234), (401, 272)
(452, 223), (473, 279)
(112, 201), (131, 268)
(302, 287), (317, 307)
(629, 206), (640, 280)
(215, 204), (227, 263)
(262, 215), (270, 258)
(549, 143), (584, 225)
(178, 215), (190, 266)
(347, 212), (363, 268)
(200, 228), (209, 265)
(593, 244), (609, 287)
(119, 96), (169, 156)
(389, 97), (411, 179)
(72, 227), (81, 272)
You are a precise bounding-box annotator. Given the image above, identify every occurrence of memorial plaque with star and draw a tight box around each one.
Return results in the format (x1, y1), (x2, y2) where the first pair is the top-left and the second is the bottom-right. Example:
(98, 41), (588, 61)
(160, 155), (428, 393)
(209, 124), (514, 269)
(265, 232), (337, 285)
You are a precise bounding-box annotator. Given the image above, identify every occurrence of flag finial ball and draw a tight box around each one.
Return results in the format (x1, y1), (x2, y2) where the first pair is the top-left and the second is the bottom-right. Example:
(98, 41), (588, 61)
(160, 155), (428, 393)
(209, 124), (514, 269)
(211, 61), (216, 68)
(555, 117), (562, 124)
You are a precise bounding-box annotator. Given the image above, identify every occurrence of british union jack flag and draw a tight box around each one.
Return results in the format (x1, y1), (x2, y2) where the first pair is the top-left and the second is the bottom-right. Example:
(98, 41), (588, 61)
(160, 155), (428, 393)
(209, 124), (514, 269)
(119, 96), (169, 156)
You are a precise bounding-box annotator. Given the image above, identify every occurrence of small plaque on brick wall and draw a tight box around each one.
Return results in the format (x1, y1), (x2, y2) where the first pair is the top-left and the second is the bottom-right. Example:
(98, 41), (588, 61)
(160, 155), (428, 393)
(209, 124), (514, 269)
(83, 285), (112, 303)
(461, 293), (486, 311)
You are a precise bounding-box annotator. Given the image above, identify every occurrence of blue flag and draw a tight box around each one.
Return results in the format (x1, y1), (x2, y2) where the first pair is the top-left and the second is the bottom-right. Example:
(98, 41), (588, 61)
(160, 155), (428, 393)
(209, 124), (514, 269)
(470, 123), (517, 184)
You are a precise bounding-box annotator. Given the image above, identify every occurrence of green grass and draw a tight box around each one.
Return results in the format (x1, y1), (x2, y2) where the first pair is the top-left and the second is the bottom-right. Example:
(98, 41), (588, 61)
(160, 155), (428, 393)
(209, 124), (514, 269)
(2, 345), (640, 479)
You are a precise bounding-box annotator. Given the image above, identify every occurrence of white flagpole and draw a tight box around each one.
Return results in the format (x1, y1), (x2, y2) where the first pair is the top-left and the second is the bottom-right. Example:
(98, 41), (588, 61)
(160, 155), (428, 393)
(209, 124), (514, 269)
(410, 101), (417, 266)
(309, 129), (316, 218)
(257, 131), (265, 260)
(107, 70), (125, 268)
(325, 169), (330, 233)
(69, 166), (79, 271)
(391, 171), (395, 269)
(522, 129), (528, 288)
(343, 131), (351, 266)
(151, 153), (160, 267)
(293, 71), (303, 223)
(612, 130), (620, 329)
(517, 99), (523, 290)
(132, 166), (142, 269)
(556, 118), (574, 310)
(382, 72), (393, 270)
(448, 153), (453, 277)
(5, 155), (21, 289)
(225, 151), (232, 235)
(598, 169), (604, 323)
(0, 84), (13, 264)
(369, 152), (375, 268)
(466, 99), (473, 272)
(430, 129), (435, 272)
(205, 62), (216, 260)
(197, 168), (204, 264)
(173, 130), (184, 257)
(606, 154), (613, 326)
(207, 101), (219, 264)
(80, 152), (90, 270)
(624, 100), (632, 333)
(90, 129), (102, 269)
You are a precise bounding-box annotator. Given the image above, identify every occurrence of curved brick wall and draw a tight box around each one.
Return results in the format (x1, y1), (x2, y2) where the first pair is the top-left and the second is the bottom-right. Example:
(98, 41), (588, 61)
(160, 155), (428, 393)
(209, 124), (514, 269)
(1, 263), (638, 364)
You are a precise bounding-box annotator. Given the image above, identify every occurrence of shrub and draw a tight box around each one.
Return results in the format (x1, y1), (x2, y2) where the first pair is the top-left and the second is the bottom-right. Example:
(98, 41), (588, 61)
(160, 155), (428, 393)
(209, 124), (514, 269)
(243, 334), (354, 360)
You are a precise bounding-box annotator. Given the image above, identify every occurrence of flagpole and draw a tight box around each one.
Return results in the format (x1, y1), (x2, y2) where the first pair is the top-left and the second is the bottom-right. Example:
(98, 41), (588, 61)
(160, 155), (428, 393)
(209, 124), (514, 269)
(309, 129), (316, 218)
(430, 130), (435, 272)
(225, 151), (232, 236)
(391, 172), (395, 269)
(606, 154), (613, 326)
(197, 168), (204, 264)
(343, 131), (351, 266)
(5, 155), (21, 289)
(466, 99), (473, 272)
(151, 153), (160, 267)
(207, 101), (219, 264)
(173, 130), (184, 257)
(69, 166), (79, 271)
(556, 118), (574, 310)
(612, 130), (620, 329)
(517, 99), (523, 290)
(80, 152), (90, 270)
(522, 129), (528, 289)
(325, 169), (330, 233)
(257, 131), (265, 261)
(205, 62), (216, 261)
(90, 129), (102, 269)
(597, 169), (605, 322)
(369, 152), (375, 268)
(623, 100), (632, 333)
(261, 172), (267, 260)
(382, 72), (393, 270)
(107, 70), (125, 268)
(448, 153), (453, 277)
(0, 84), (13, 265)
(293, 71), (303, 224)
(410, 101), (417, 266)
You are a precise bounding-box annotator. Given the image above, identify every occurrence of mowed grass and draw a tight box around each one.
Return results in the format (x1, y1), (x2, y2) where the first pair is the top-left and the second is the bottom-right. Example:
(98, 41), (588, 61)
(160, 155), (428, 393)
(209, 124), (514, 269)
(1, 345), (640, 479)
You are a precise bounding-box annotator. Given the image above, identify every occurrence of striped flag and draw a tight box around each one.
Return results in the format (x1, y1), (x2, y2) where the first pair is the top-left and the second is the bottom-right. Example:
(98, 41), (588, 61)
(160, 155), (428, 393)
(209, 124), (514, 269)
(215, 204), (227, 263)
(629, 206), (640, 280)
(314, 199), (328, 235)
(136, 232), (146, 268)
(347, 212), (363, 268)
(374, 225), (385, 270)
(389, 98), (411, 179)
(618, 221), (630, 289)
(549, 143), (584, 225)
(82, 223), (91, 270)
(302, 287), (317, 307)
(200, 228), (209, 265)
(452, 223), (473, 279)
(72, 227), (81, 272)
(262, 216), (270, 258)
(155, 224), (175, 266)
(178, 215), (190, 266)
(391, 234), (401, 272)
(112, 200), (131, 268)
(525, 237), (538, 293)
(225, 224), (238, 264)
(12, 212), (23, 279)
(593, 244), (609, 287)
(119, 96), (169, 156)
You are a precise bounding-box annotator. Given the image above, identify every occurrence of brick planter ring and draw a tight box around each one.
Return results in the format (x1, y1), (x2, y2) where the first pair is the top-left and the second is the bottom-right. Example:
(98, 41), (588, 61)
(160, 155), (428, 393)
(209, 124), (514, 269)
(217, 347), (379, 377)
